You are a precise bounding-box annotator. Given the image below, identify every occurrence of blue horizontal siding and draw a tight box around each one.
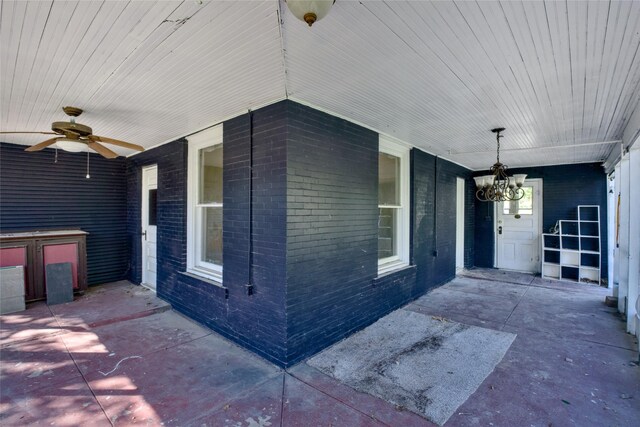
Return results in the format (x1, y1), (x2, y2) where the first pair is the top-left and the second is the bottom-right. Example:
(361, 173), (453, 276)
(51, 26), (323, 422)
(0, 142), (128, 285)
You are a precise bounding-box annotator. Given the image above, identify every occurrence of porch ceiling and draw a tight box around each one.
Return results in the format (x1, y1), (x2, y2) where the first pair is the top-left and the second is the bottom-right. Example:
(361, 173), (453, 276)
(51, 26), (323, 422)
(1, 1), (639, 169)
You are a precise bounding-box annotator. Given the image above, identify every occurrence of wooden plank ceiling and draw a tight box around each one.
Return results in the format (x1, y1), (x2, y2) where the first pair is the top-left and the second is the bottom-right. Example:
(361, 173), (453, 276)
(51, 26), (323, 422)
(1, 0), (639, 170)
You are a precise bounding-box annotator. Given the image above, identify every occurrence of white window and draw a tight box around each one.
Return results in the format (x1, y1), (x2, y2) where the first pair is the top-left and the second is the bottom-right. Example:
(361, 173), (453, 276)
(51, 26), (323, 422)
(187, 125), (223, 282)
(378, 136), (410, 274)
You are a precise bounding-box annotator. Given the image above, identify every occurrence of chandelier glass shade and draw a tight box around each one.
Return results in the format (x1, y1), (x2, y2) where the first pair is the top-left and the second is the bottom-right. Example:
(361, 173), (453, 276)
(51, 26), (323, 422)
(475, 128), (527, 202)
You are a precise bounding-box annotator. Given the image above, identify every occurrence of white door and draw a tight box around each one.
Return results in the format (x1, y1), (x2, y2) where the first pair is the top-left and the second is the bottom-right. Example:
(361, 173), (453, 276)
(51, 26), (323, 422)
(496, 179), (542, 273)
(141, 165), (158, 290)
(456, 177), (465, 273)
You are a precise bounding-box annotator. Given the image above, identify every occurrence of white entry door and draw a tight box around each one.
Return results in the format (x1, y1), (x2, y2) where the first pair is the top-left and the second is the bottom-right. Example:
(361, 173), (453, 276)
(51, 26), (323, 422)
(141, 165), (158, 290)
(496, 179), (542, 273)
(456, 177), (465, 273)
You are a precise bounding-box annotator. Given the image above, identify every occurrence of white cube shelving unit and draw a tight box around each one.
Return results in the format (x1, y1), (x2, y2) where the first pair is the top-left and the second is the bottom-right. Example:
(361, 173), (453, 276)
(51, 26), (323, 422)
(541, 205), (601, 284)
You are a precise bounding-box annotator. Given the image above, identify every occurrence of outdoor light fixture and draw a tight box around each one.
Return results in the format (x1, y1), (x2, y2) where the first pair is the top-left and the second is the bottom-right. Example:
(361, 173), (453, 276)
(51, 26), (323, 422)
(285, 0), (335, 27)
(474, 128), (526, 202)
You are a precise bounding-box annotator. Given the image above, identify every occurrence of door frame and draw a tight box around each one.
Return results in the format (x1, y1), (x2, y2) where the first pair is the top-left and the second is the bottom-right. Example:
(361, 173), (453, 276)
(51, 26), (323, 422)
(456, 177), (465, 273)
(141, 164), (158, 290)
(494, 178), (543, 272)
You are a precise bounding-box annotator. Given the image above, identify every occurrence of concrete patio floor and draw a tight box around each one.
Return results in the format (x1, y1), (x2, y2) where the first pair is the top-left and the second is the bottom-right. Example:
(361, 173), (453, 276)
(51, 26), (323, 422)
(1, 270), (638, 426)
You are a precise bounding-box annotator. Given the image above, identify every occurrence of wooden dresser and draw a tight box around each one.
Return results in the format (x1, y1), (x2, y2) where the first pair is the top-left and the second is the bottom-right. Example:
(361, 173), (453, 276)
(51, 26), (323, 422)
(0, 229), (88, 301)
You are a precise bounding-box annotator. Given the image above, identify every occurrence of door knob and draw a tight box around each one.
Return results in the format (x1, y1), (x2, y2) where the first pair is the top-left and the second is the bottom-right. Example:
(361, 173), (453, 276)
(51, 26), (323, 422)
(498, 226), (503, 235)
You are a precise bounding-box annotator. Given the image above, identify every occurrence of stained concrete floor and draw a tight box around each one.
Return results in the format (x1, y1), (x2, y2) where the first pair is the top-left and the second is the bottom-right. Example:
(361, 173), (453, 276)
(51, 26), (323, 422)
(1, 271), (638, 426)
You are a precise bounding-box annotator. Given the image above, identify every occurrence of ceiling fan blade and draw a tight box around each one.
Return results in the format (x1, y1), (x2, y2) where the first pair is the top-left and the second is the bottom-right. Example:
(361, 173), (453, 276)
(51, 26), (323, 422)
(24, 137), (61, 152)
(1, 131), (57, 135)
(89, 135), (144, 151)
(87, 141), (118, 159)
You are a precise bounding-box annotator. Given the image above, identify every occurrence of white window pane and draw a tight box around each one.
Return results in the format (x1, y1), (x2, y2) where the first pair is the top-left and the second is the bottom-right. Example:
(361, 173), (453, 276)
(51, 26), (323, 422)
(379, 153), (400, 206)
(503, 186), (533, 215)
(201, 207), (223, 265)
(378, 207), (397, 259)
(199, 145), (223, 204)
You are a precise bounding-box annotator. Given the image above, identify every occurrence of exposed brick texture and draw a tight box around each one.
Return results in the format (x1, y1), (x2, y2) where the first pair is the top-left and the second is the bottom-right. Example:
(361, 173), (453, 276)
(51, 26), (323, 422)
(126, 100), (474, 367)
(473, 163), (608, 277)
(412, 150), (476, 291)
(285, 102), (473, 365)
(126, 103), (288, 366)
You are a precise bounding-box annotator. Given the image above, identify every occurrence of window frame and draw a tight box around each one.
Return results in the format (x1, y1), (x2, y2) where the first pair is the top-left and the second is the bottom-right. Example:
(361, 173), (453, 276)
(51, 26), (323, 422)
(378, 136), (410, 275)
(187, 125), (223, 283)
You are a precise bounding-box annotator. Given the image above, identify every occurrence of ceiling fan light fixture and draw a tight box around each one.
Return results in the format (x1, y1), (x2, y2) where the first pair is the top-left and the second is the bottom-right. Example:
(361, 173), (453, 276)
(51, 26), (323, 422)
(7, 105), (142, 159)
(55, 138), (89, 153)
(285, 0), (335, 27)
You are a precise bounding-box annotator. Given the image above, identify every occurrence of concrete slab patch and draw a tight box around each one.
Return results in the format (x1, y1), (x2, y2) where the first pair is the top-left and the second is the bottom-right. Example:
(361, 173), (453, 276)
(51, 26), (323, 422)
(412, 287), (517, 323)
(191, 373), (284, 427)
(49, 282), (168, 328)
(529, 276), (607, 293)
(444, 276), (527, 301)
(0, 302), (62, 346)
(307, 310), (516, 425)
(461, 268), (535, 285)
(287, 363), (431, 427)
(403, 303), (505, 332)
(282, 374), (386, 427)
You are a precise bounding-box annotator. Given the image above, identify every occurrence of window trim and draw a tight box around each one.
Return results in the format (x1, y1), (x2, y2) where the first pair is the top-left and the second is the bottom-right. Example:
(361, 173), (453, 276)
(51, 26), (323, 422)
(378, 136), (410, 274)
(187, 125), (223, 283)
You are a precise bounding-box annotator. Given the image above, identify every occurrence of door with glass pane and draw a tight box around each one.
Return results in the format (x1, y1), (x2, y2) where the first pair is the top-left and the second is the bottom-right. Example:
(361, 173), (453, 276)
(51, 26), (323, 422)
(496, 179), (542, 272)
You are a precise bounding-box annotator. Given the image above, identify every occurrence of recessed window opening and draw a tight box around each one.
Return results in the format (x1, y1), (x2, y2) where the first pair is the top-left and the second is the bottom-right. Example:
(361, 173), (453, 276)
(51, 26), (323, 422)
(378, 137), (410, 274)
(187, 125), (223, 282)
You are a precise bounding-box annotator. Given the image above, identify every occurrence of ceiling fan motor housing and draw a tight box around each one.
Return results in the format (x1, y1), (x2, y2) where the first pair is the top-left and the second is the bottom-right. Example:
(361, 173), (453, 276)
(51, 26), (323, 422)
(51, 121), (93, 137)
(62, 106), (83, 117)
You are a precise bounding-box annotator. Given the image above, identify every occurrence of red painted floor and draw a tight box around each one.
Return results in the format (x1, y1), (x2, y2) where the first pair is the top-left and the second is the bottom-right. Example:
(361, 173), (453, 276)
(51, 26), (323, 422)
(1, 274), (638, 426)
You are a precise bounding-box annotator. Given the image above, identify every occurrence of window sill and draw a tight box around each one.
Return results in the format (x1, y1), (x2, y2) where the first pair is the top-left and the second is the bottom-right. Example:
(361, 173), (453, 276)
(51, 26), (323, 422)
(377, 260), (411, 277)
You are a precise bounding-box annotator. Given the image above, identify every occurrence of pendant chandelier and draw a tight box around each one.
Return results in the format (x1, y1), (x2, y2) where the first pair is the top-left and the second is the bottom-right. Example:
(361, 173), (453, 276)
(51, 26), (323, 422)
(474, 128), (527, 202)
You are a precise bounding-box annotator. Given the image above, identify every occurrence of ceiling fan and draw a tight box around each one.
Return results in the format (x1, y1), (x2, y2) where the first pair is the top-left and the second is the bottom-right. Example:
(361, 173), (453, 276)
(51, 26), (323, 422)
(0, 106), (144, 158)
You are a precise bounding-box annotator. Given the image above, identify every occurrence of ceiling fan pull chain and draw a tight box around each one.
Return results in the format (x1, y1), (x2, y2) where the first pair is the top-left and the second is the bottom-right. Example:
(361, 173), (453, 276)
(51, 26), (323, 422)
(86, 152), (90, 179)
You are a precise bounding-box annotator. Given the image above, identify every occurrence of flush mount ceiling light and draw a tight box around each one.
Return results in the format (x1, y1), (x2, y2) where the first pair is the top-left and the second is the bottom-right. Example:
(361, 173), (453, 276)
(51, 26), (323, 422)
(474, 128), (527, 202)
(285, 0), (335, 27)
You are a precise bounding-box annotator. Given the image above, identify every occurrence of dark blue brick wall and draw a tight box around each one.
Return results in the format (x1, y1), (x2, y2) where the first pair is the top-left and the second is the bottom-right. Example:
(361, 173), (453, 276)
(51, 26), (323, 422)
(125, 102), (288, 366)
(126, 101), (474, 367)
(413, 151), (476, 290)
(285, 102), (473, 365)
(473, 163), (608, 277)
(1, 142), (128, 285)
(222, 103), (288, 364)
